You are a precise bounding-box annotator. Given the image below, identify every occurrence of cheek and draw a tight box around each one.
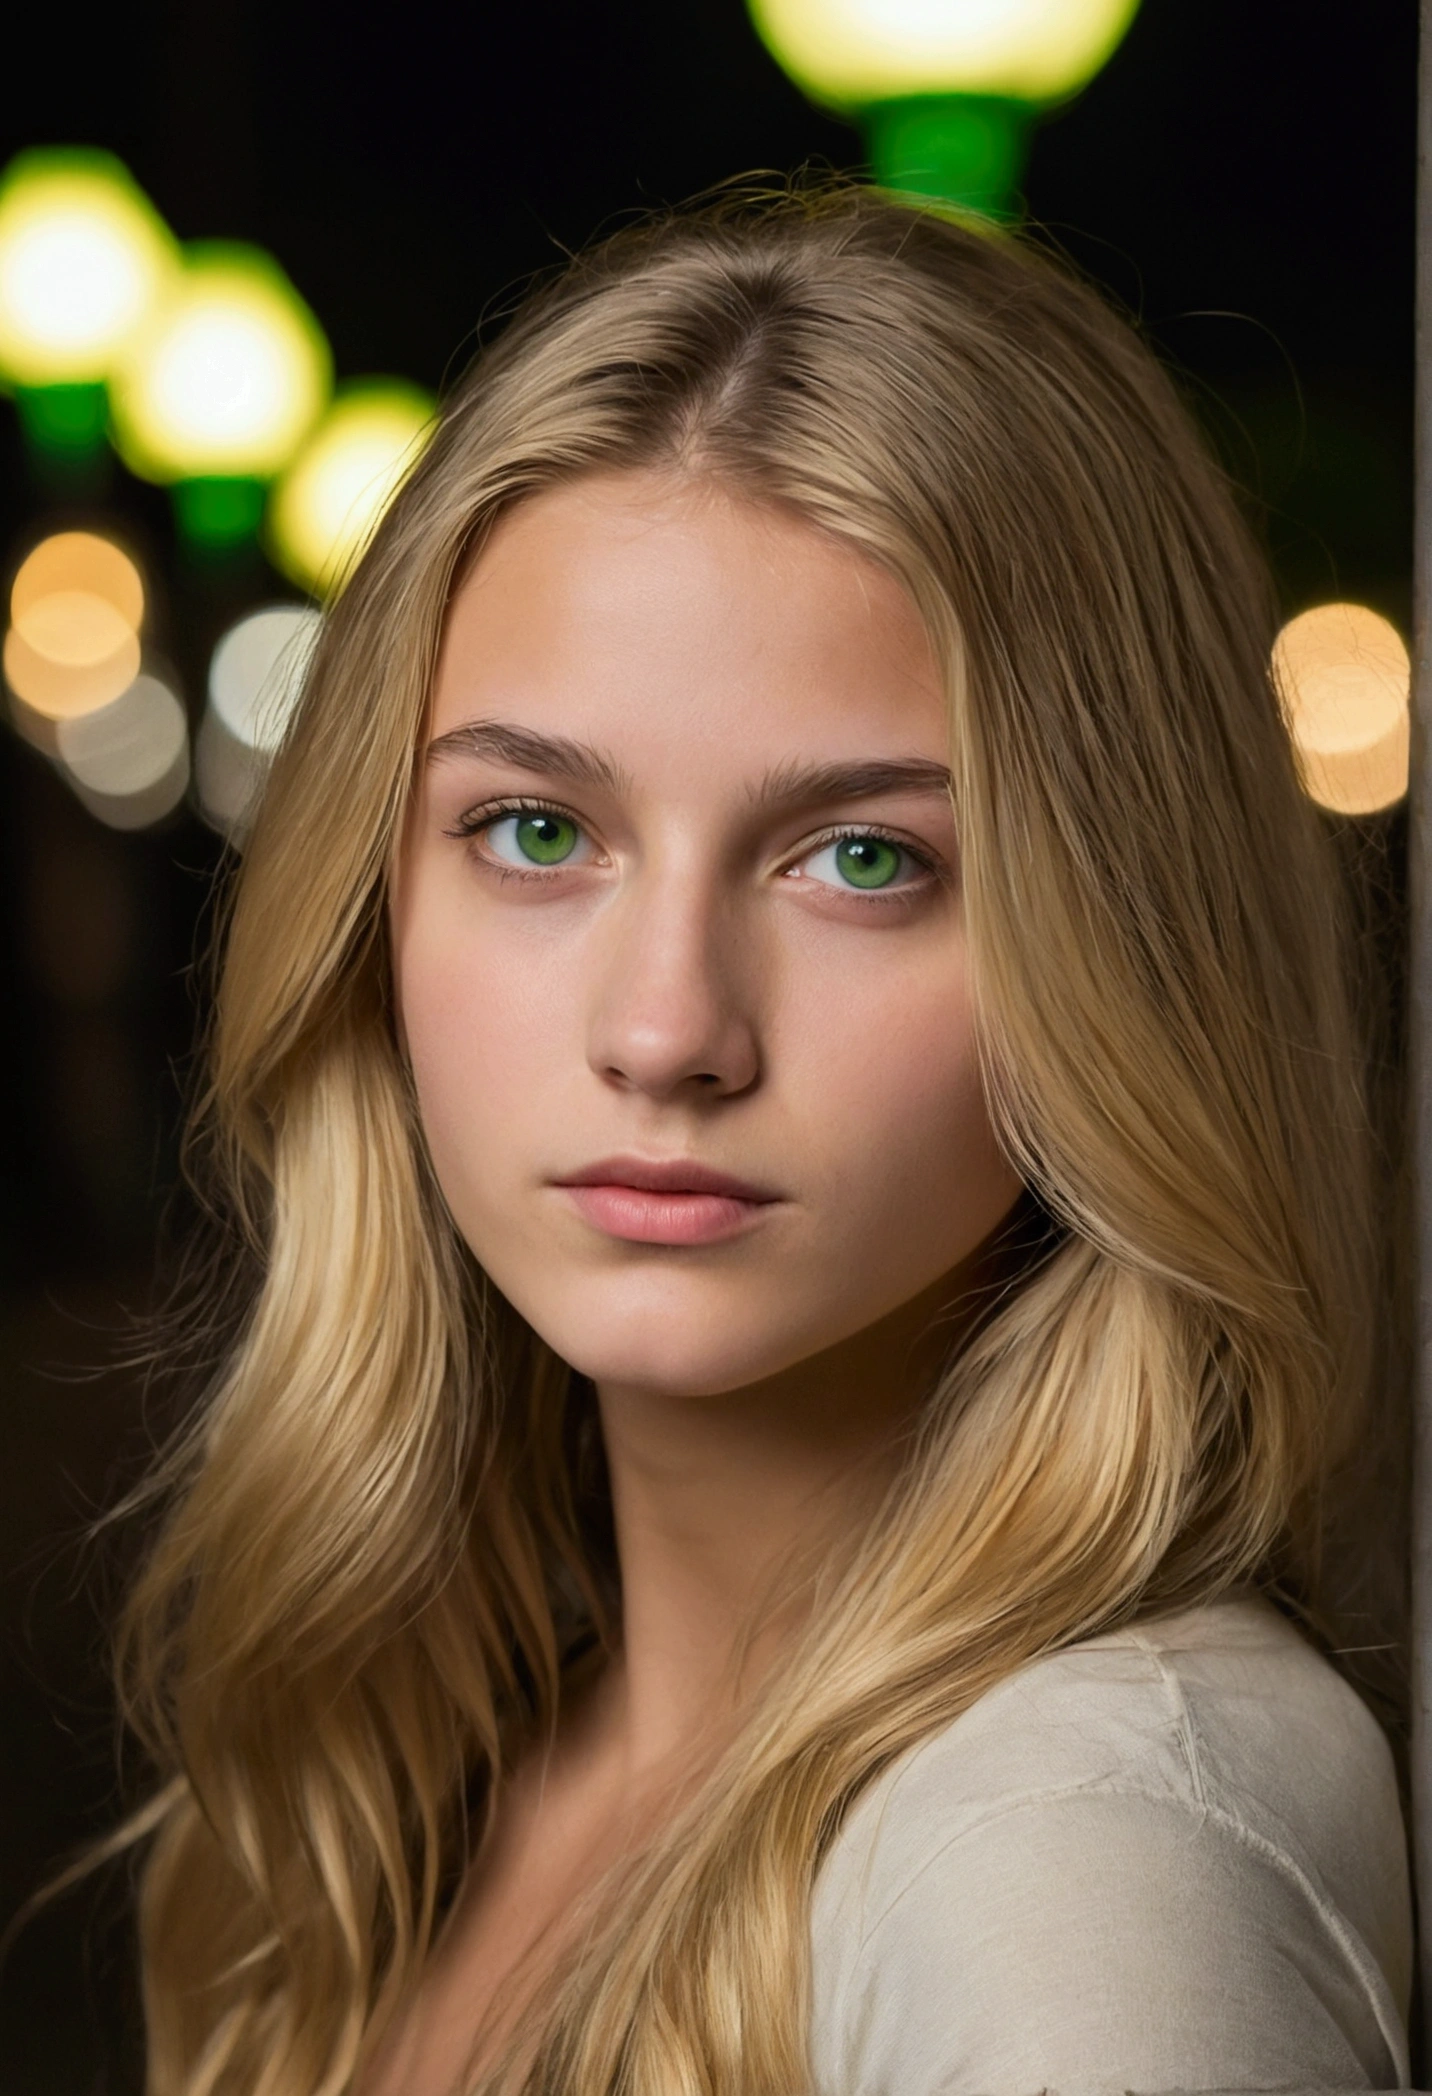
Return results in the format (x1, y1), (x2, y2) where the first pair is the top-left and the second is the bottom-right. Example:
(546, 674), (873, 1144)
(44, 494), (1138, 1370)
(784, 944), (1015, 1275)
(392, 890), (561, 1211)
(873, 986), (999, 1173)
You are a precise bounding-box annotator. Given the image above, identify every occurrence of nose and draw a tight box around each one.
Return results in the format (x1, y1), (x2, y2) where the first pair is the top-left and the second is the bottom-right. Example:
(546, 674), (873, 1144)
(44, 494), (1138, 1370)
(584, 864), (761, 1101)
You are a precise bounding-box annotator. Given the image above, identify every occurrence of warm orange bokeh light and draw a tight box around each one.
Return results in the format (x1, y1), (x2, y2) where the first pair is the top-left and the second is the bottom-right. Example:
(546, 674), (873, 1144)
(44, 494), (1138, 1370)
(3, 621), (141, 719)
(11, 530), (144, 633)
(4, 528), (146, 722)
(13, 586), (134, 667)
(1272, 602), (1410, 816)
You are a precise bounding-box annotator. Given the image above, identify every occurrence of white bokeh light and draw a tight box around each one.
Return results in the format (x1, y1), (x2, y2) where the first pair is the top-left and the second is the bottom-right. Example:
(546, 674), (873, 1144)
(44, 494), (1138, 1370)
(197, 605), (322, 840)
(58, 672), (187, 795)
(150, 306), (303, 452)
(208, 604), (322, 750)
(57, 671), (190, 829)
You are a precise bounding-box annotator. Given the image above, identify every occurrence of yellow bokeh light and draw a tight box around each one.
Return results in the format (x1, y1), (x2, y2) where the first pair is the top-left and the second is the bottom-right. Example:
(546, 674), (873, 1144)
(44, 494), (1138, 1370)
(747, 0), (1142, 107)
(11, 530), (144, 634)
(0, 148), (177, 384)
(1272, 602), (1410, 816)
(267, 381), (435, 596)
(110, 243), (331, 481)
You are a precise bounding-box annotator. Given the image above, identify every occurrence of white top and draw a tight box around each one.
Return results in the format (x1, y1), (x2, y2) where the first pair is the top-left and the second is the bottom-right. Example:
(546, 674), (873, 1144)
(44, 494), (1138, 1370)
(809, 1591), (1413, 2094)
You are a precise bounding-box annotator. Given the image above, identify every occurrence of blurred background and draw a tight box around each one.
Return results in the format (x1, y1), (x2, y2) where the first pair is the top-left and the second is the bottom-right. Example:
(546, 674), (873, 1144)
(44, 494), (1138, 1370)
(0, 1), (1415, 2087)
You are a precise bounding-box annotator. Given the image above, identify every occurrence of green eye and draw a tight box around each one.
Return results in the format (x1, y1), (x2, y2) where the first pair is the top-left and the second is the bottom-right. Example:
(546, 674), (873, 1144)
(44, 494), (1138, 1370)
(833, 835), (902, 889)
(511, 812), (579, 865)
(467, 806), (588, 875)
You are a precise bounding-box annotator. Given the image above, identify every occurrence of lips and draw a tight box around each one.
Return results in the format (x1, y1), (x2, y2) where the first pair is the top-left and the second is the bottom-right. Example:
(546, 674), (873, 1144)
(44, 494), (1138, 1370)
(552, 1155), (782, 1246)
(554, 1155), (780, 1202)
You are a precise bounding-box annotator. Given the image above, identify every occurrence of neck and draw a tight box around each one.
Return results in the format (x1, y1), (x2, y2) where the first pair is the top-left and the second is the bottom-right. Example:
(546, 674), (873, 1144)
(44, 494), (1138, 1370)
(589, 1256), (997, 1777)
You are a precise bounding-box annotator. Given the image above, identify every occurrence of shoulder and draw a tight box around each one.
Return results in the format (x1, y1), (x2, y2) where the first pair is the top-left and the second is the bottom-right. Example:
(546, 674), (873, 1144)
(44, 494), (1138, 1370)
(817, 1589), (1407, 1960)
(809, 1592), (1412, 2096)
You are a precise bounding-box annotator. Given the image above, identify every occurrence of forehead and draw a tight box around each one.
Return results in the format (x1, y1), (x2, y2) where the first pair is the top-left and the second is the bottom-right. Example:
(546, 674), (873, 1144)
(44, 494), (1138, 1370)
(429, 472), (949, 773)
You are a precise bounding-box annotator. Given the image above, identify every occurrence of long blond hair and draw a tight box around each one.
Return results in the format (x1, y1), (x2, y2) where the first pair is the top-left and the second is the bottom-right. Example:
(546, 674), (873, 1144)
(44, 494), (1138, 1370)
(115, 184), (1396, 2095)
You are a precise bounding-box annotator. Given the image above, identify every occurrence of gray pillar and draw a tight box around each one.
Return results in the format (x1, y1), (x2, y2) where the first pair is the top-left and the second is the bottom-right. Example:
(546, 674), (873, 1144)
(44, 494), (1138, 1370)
(1412, 0), (1432, 2044)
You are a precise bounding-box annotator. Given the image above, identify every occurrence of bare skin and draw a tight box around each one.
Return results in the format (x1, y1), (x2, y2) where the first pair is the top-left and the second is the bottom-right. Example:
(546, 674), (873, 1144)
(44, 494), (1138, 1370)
(370, 472), (1024, 2092)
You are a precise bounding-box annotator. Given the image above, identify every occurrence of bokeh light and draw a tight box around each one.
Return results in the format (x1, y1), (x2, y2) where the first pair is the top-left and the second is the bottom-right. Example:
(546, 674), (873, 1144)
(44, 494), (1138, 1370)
(208, 604), (321, 750)
(3, 622), (130, 720)
(746, 0), (1143, 107)
(5, 530), (146, 721)
(56, 672), (189, 829)
(267, 381), (435, 596)
(1272, 602), (1410, 815)
(12, 530), (144, 633)
(13, 588), (134, 671)
(195, 709), (260, 838)
(110, 244), (331, 483)
(0, 148), (176, 385)
(197, 604), (321, 837)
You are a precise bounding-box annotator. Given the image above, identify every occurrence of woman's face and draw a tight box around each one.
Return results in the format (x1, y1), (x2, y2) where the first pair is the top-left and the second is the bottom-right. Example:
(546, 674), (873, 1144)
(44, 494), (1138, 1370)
(392, 471), (1023, 1398)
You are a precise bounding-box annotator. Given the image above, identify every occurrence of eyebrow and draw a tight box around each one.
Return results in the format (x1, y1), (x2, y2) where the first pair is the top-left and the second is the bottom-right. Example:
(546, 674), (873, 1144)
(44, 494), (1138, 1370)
(426, 719), (953, 809)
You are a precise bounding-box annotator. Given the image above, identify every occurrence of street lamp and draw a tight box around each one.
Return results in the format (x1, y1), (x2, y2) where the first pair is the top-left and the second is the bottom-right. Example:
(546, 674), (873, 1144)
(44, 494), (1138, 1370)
(747, 0), (1142, 216)
(109, 243), (331, 552)
(0, 148), (177, 465)
(266, 379), (435, 598)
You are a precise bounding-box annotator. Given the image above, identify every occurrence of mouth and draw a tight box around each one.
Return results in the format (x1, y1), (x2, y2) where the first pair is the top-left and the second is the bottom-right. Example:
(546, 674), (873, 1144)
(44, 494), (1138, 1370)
(552, 1154), (782, 1246)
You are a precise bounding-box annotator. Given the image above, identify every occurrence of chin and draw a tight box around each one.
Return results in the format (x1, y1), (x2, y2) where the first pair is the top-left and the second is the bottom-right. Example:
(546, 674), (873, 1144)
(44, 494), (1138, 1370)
(522, 1292), (821, 1399)
(553, 1332), (785, 1399)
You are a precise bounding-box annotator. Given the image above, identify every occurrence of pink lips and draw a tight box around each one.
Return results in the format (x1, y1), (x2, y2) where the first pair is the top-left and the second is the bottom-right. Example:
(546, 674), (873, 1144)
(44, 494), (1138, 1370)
(554, 1155), (781, 1246)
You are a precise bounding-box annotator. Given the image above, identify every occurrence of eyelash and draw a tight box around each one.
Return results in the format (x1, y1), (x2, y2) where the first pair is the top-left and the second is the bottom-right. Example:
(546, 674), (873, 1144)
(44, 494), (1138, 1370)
(444, 796), (943, 902)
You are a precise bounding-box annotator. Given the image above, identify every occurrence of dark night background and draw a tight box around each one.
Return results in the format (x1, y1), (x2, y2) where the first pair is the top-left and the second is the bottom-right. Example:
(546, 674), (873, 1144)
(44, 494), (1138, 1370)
(0, 2), (1416, 2088)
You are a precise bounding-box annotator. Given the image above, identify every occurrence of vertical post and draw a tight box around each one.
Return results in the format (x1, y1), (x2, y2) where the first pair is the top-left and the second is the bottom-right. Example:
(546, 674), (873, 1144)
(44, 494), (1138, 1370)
(1412, 0), (1432, 2050)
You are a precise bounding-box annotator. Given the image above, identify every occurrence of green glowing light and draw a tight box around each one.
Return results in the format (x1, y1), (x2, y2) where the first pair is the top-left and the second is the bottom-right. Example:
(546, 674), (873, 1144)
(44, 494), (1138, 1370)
(14, 379), (110, 458)
(173, 476), (268, 550)
(866, 96), (1033, 215)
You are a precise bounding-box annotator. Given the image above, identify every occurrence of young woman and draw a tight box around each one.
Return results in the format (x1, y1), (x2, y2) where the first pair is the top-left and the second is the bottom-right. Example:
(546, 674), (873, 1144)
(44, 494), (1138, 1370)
(116, 187), (1412, 2095)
